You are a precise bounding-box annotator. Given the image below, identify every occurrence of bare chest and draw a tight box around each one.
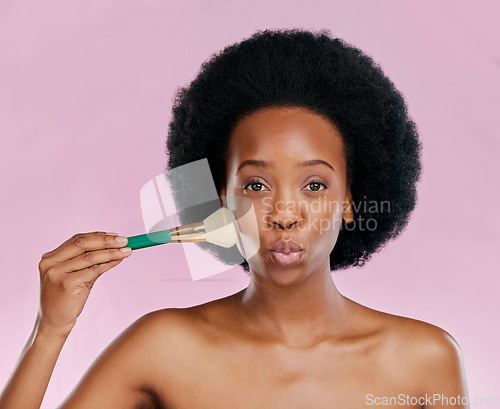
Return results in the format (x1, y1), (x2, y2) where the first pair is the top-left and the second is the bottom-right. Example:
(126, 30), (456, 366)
(149, 340), (421, 409)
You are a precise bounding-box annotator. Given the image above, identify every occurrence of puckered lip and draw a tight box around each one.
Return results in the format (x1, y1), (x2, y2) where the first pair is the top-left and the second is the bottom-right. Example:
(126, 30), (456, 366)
(269, 239), (304, 253)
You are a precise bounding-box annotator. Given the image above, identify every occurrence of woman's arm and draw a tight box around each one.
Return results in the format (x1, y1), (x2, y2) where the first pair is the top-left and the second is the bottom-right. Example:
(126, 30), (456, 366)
(2, 309), (176, 409)
(0, 232), (132, 409)
(0, 314), (68, 409)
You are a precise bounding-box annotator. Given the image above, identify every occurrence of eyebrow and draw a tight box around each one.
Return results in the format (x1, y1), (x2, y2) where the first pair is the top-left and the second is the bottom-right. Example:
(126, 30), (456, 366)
(236, 159), (335, 174)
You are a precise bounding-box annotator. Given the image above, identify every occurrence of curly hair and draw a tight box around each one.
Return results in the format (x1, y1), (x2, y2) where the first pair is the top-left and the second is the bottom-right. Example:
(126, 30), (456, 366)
(165, 28), (422, 273)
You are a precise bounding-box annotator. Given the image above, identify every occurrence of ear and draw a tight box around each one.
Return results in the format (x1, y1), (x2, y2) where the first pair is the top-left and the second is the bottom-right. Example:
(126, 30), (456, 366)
(343, 187), (354, 224)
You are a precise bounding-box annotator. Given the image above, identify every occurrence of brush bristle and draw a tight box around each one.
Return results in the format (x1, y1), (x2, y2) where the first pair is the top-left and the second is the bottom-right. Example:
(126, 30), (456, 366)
(203, 207), (239, 248)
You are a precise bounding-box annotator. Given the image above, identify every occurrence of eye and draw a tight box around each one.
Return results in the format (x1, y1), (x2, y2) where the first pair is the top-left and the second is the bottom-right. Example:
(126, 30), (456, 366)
(243, 178), (268, 192)
(304, 179), (328, 192)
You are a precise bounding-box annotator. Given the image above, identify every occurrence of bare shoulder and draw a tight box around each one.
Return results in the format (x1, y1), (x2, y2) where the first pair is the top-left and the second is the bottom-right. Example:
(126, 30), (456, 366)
(124, 306), (211, 360)
(360, 302), (463, 359)
(137, 292), (237, 337)
(129, 295), (237, 363)
(57, 305), (215, 408)
(379, 309), (464, 367)
(350, 300), (468, 398)
(382, 311), (468, 399)
(348, 299), (461, 355)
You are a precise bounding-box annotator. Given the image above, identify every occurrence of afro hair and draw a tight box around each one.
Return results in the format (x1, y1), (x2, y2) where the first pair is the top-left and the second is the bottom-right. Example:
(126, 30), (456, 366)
(165, 28), (423, 273)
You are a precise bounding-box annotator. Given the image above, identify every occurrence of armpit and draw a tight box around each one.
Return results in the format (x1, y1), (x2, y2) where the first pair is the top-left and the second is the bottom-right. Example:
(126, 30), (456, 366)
(135, 387), (169, 409)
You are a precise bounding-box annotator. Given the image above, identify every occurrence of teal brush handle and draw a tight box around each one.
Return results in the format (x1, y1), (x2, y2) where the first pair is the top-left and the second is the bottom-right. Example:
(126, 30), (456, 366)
(126, 230), (172, 250)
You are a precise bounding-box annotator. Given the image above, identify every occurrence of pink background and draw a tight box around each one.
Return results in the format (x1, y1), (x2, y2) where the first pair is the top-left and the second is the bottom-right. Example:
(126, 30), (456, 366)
(1, 1), (499, 407)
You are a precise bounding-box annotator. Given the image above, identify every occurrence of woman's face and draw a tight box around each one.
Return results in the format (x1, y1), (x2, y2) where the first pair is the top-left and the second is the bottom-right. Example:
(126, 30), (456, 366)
(220, 106), (353, 284)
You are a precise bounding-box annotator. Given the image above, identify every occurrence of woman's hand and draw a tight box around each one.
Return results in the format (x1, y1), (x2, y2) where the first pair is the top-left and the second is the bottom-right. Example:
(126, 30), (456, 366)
(37, 231), (131, 339)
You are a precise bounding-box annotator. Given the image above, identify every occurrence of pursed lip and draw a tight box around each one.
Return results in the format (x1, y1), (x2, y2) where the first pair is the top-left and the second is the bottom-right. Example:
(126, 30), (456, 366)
(269, 239), (304, 253)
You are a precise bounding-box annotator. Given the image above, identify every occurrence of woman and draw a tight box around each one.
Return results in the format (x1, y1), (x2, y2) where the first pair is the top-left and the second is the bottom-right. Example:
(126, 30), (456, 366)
(0, 28), (469, 408)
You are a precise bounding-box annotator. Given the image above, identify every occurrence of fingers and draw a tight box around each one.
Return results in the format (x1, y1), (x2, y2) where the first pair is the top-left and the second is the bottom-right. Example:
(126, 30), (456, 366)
(41, 232), (128, 265)
(45, 246), (131, 275)
(72, 258), (126, 292)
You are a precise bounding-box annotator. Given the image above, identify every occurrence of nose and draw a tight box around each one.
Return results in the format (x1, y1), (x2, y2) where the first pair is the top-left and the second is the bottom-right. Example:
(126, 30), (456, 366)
(267, 197), (303, 230)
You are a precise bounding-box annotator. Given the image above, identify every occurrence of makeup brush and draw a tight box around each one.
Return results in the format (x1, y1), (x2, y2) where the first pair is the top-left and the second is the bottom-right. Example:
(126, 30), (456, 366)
(125, 207), (239, 250)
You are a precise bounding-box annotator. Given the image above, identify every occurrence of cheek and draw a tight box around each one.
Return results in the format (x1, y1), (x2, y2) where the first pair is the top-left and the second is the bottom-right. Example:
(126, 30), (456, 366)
(250, 199), (273, 235)
(305, 206), (343, 263)
(304, 196), (344, 233)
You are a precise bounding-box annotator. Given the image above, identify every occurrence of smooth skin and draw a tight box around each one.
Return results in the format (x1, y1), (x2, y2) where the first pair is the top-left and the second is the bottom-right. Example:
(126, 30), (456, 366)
(0, 107), (469, 409)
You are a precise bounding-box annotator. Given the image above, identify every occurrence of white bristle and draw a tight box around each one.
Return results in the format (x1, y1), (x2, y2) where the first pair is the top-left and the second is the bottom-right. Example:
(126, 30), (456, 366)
(203, 207), (239, 248)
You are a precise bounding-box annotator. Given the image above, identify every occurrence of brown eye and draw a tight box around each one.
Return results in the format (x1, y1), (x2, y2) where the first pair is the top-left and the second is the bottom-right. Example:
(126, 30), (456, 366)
(304, 180), (328, 192)
(243, 179), (267, 192)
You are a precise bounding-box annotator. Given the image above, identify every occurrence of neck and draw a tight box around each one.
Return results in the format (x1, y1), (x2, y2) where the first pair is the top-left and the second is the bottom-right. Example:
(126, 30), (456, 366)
(236, 263), (348, 348)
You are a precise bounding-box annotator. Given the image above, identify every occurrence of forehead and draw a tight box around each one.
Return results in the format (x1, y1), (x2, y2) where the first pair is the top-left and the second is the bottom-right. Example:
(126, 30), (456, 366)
(226, 106), (346, 171)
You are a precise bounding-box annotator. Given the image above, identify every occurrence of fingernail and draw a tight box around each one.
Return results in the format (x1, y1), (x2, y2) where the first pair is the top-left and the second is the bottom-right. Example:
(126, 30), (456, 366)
(115, 236), (128, 243)
(120, 247), (132, 253)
